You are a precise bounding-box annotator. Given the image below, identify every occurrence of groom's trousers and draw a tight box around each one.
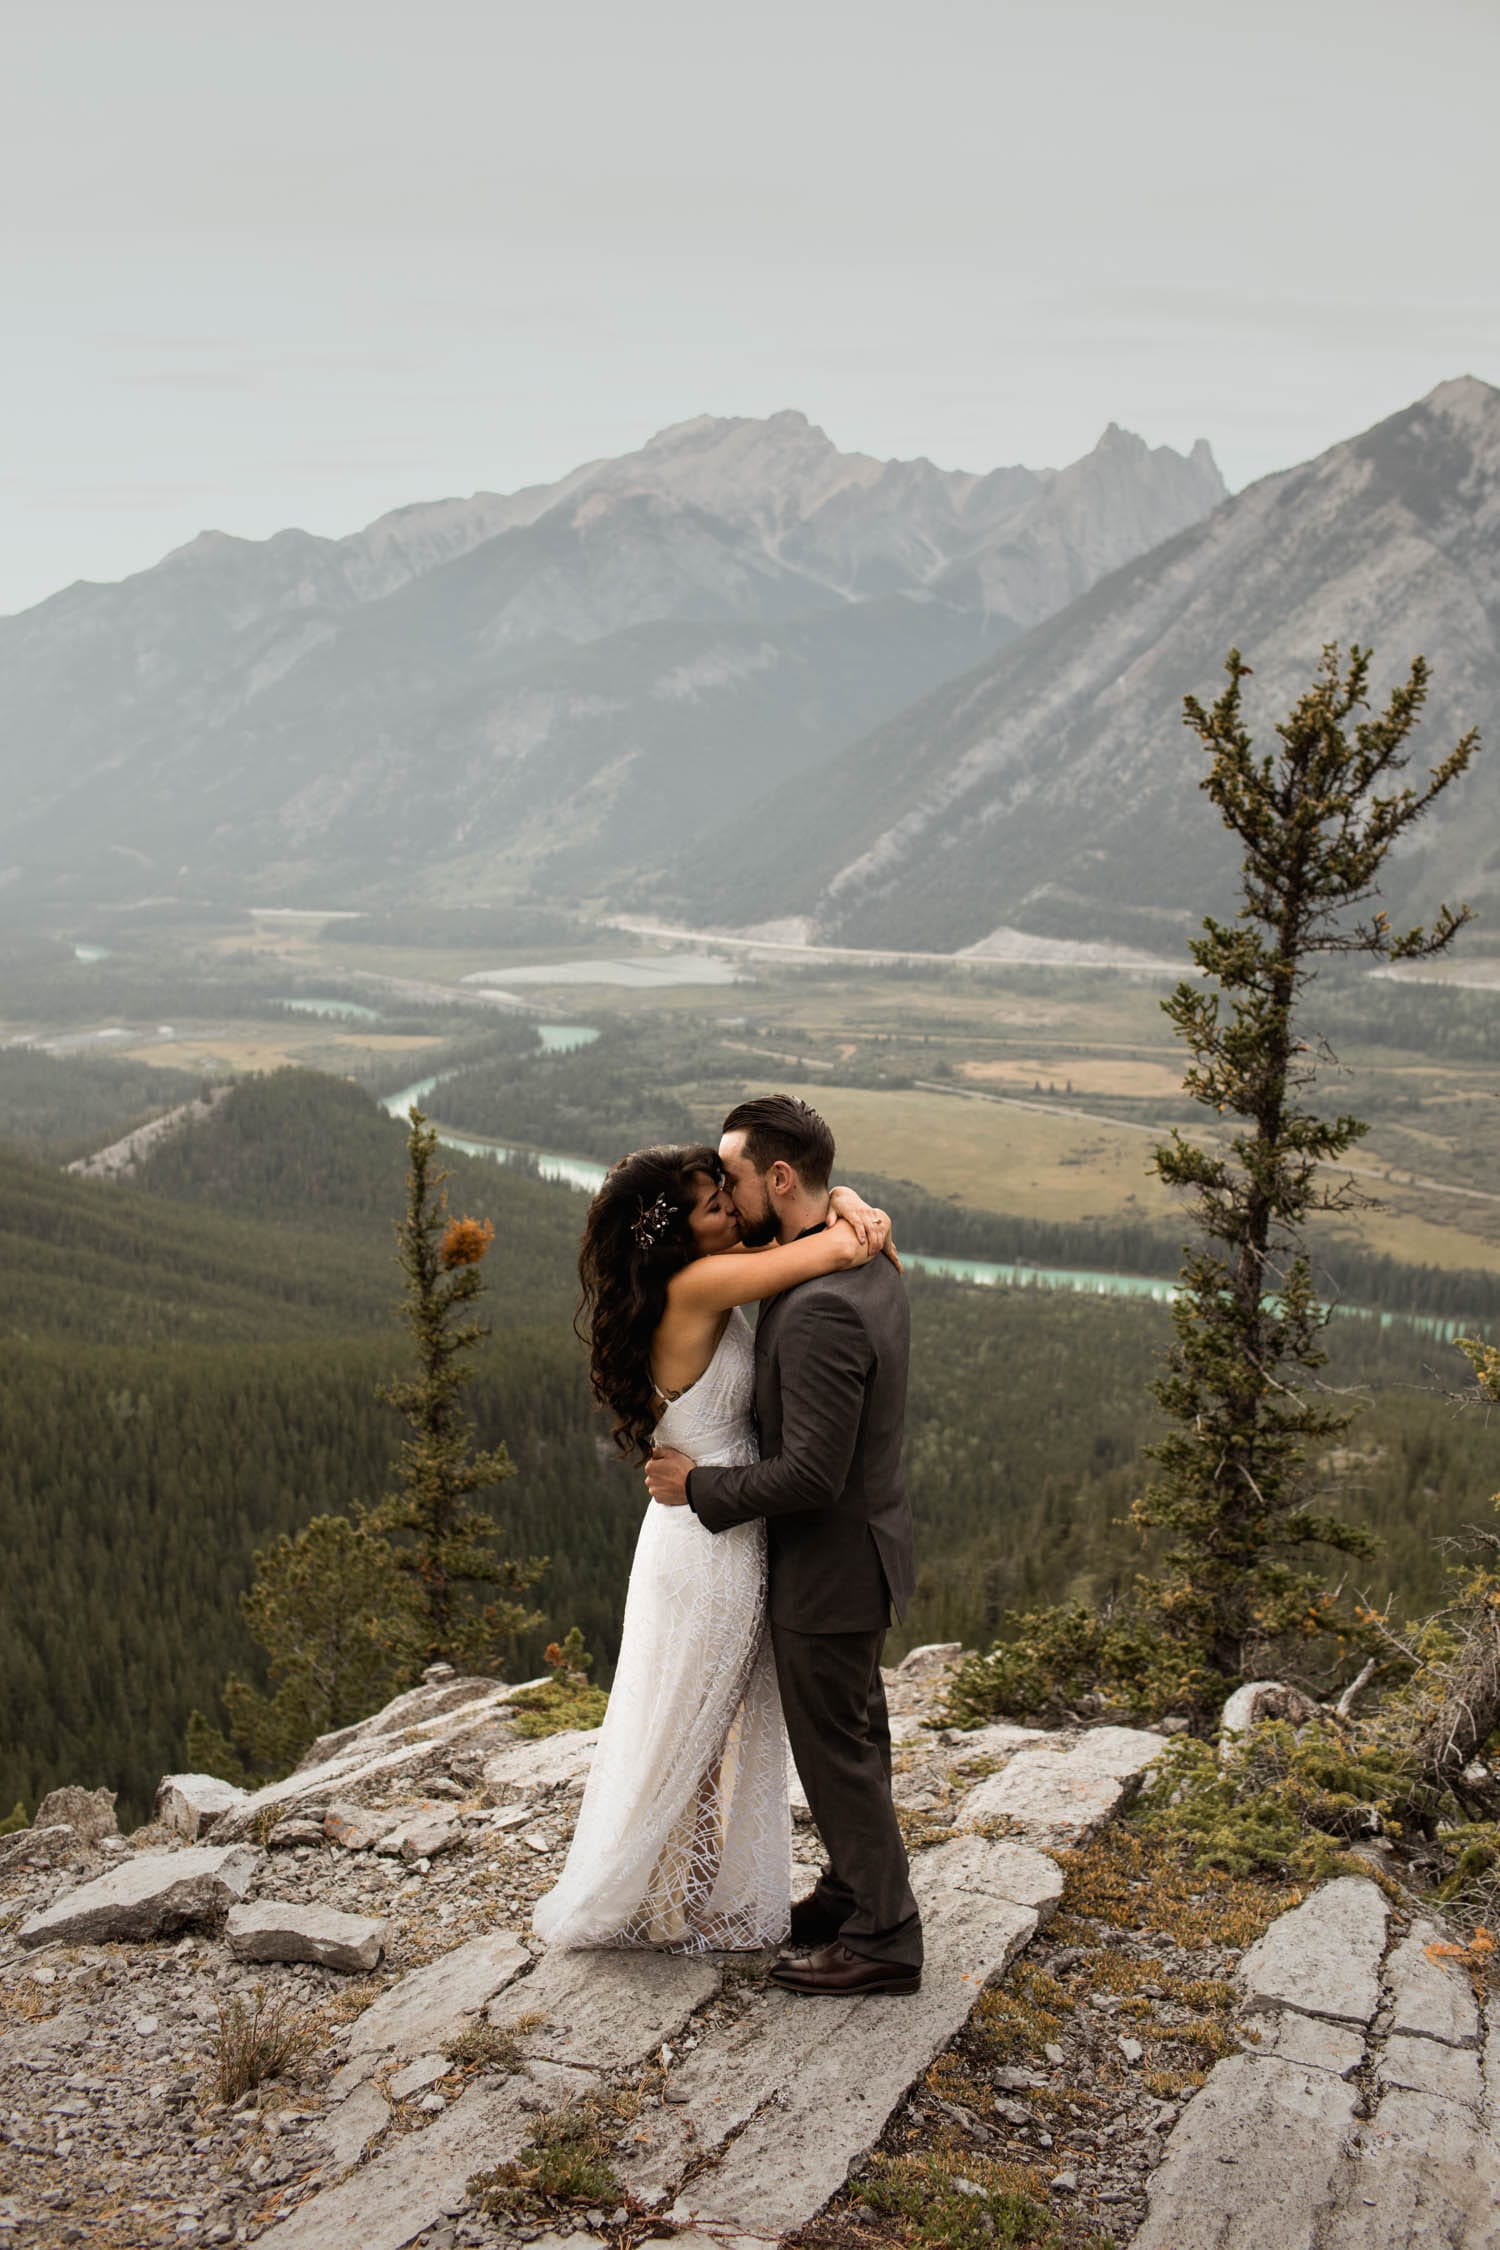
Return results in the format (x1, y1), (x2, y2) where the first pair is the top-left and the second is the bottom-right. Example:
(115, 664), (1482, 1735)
(770, 1621), (923, 1970)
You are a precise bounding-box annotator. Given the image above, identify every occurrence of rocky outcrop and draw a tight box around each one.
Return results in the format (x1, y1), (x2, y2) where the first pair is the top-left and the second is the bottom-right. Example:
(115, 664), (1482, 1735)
(225, 1901), (389, 1973)
(1133, 1877), (1499, 2248)
(31, 1785), (118, 1844)
(16, 1843), (259, 1950)
(211, 1671), (523, 1843)
(5, 1659), (1493, 2249)
(156, 1771), (251, 1840)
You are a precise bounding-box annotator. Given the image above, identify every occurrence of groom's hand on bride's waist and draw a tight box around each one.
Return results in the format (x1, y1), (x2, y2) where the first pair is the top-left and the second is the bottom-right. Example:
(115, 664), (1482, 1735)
(645, 1446), (694, 1507)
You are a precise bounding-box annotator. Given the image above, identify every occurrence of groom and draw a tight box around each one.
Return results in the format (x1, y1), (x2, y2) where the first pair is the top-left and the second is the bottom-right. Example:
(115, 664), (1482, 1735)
(644, 1094), (922, 1996)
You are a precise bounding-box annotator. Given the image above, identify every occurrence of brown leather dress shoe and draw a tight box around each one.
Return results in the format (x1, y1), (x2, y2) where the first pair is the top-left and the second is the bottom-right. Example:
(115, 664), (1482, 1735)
(769, 1941), (922, 1997)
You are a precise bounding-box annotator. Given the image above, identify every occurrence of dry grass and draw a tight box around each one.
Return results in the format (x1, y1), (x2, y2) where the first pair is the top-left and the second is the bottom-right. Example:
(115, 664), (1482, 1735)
(0, 1979), (56, 2025)
(208, 1986), (321, 2104)
(444, 2009), (544, 2074)
(969, 1961), (1071, 2063)
(1051, 1827), (1299, 1953)
(313, 1980), (381, 2030)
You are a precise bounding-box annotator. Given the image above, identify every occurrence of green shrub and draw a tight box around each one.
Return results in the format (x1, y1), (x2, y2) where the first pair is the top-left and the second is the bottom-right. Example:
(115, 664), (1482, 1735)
(1133, 1719), (1413, 1878)
(469, 2098), (622, 2218)
(942, 1601), (1216, 1730)
(863, 2154), (1064, 2248)
(507, 1627), (608, 1740)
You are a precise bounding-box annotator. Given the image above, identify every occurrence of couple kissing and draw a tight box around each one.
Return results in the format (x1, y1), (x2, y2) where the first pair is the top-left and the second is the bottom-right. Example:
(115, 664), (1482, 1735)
(532, 1093), (922, 1998)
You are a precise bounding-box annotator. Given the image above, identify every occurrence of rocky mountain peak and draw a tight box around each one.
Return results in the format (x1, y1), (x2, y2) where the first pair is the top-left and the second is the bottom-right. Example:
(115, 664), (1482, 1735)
(1423, 372), (1500, 421)
(680, 374), (1494, 954)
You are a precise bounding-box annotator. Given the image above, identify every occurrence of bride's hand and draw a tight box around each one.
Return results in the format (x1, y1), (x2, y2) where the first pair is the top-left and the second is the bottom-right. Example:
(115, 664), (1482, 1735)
(828, 1184), (891, 1256)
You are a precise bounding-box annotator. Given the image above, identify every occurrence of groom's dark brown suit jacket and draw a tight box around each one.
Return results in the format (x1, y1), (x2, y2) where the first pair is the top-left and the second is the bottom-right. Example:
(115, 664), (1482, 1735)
(686, 1254), (914, 1632)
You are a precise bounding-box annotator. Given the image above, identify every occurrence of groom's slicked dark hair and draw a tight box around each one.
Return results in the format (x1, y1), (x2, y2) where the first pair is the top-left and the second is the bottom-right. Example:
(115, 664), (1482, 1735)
(722, 1094), (835, 1189)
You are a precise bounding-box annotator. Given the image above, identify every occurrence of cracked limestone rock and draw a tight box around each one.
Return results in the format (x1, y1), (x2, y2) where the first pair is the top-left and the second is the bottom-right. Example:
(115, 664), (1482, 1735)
(154, 1772), (249, 1840)
(959, 1725), (1166, 1845)
(17, 1843), (260, 1949)
(1382, 1918), (1481, 2048)
(488, 1947), (721, 2071)
(480, 1729), (598, 1802)
(213, 1676), (517, 1842)
(342, 1929), (532, 2065)
(225, 1899), (388, 1972)
(1236, 1877), (1388, 2029)
(0, 1824), (81, 1872)
(1132, 2053), (1361, 2249)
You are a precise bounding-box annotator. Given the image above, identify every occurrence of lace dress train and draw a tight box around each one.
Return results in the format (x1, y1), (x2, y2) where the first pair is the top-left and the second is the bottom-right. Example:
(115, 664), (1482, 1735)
(532, 1310), (790, 1952)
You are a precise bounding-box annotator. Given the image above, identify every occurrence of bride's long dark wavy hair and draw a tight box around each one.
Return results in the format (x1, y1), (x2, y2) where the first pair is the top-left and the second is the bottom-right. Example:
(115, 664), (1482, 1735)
(577, 1142), (725, 1463)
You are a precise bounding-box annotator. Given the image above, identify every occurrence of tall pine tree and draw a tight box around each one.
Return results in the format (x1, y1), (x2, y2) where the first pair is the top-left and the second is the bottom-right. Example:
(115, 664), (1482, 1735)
(1136, 645), (1478, 1683)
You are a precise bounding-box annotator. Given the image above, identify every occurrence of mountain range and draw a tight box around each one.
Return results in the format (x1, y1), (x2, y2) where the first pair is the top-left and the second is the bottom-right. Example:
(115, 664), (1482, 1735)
(0, 412), (1221, 912)
(664, 378), (1500, 954)
(3, 383), (1493, 954)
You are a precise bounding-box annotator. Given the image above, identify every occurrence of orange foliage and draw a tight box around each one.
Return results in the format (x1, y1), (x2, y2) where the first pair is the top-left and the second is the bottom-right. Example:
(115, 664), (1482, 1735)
(440, 1216), (495, 1269)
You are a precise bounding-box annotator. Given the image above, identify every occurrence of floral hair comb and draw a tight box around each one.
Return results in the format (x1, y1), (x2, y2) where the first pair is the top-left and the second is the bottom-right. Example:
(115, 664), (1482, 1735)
(631, 1193), (674, 1253)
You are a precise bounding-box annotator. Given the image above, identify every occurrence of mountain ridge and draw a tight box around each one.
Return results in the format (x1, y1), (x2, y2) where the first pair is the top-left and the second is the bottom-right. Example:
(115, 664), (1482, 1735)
(0, 408), (1225, 911)
(653, 376), (1499, 951)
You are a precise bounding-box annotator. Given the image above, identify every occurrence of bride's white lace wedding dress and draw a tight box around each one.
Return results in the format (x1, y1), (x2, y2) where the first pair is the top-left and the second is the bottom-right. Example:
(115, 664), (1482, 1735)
(532, 1307), (791, 1952)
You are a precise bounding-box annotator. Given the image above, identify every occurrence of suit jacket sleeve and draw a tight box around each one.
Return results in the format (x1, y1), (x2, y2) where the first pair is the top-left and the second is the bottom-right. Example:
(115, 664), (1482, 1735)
(690, 1292), (872, 1532)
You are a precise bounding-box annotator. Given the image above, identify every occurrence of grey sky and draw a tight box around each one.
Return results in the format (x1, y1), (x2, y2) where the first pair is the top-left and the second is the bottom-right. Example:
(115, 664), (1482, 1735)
(3, 0), (1496, 617)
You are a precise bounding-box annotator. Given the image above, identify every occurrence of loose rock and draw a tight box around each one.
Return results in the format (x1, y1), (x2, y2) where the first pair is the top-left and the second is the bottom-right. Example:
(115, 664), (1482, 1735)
(17, 1844), (259, 1949)
(33, 1785), (118, 1844)
(154, 1773), (249, 1841)
(225, 1899), (388, 1972)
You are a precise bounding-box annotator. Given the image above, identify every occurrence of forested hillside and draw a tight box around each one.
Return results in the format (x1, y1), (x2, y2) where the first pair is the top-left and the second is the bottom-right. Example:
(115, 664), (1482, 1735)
(2, 1066), (1495, 1825)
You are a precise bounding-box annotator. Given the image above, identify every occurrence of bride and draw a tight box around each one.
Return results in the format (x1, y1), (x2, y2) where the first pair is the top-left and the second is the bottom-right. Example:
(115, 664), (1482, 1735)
(531, 1141), (889, 1953)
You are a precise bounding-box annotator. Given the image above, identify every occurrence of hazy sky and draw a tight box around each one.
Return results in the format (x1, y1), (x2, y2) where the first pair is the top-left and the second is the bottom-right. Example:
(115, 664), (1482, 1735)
(3, 0), (1496, 616)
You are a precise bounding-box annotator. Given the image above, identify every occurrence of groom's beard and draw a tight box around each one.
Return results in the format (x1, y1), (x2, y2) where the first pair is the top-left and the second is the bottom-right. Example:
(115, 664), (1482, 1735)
(735, 1205), (777, 1249)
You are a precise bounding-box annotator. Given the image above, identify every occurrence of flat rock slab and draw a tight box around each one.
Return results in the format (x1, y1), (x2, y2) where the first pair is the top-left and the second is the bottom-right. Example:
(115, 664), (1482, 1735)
(316, 2074), (389, 2173)
(268, 1954), (718, 2249)
(622, 1833), (1040, 2231)
(1237, 1876), (1389, 2028)
(388, 2053), (448, 2101)
(259, 2075), (536, 2250)
(1131, 2054), (1360, 2250)
(1318, 2084), (1500, 2249)
(346, 1930), (531, 2061)
(959, 1726), (1165, 1845)
(1383, 1919), (1481, 2048)
(1375, 2031), (1484, 2106)
(480, 1731), (598, 1801)
(17, 1844), (259, 1950)
(1247, 2009), (1365, 2079)
(226, 1900), (388, 1972)
(489, 1948), (721, 2071)
(945, 1722), (1059, 1763)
